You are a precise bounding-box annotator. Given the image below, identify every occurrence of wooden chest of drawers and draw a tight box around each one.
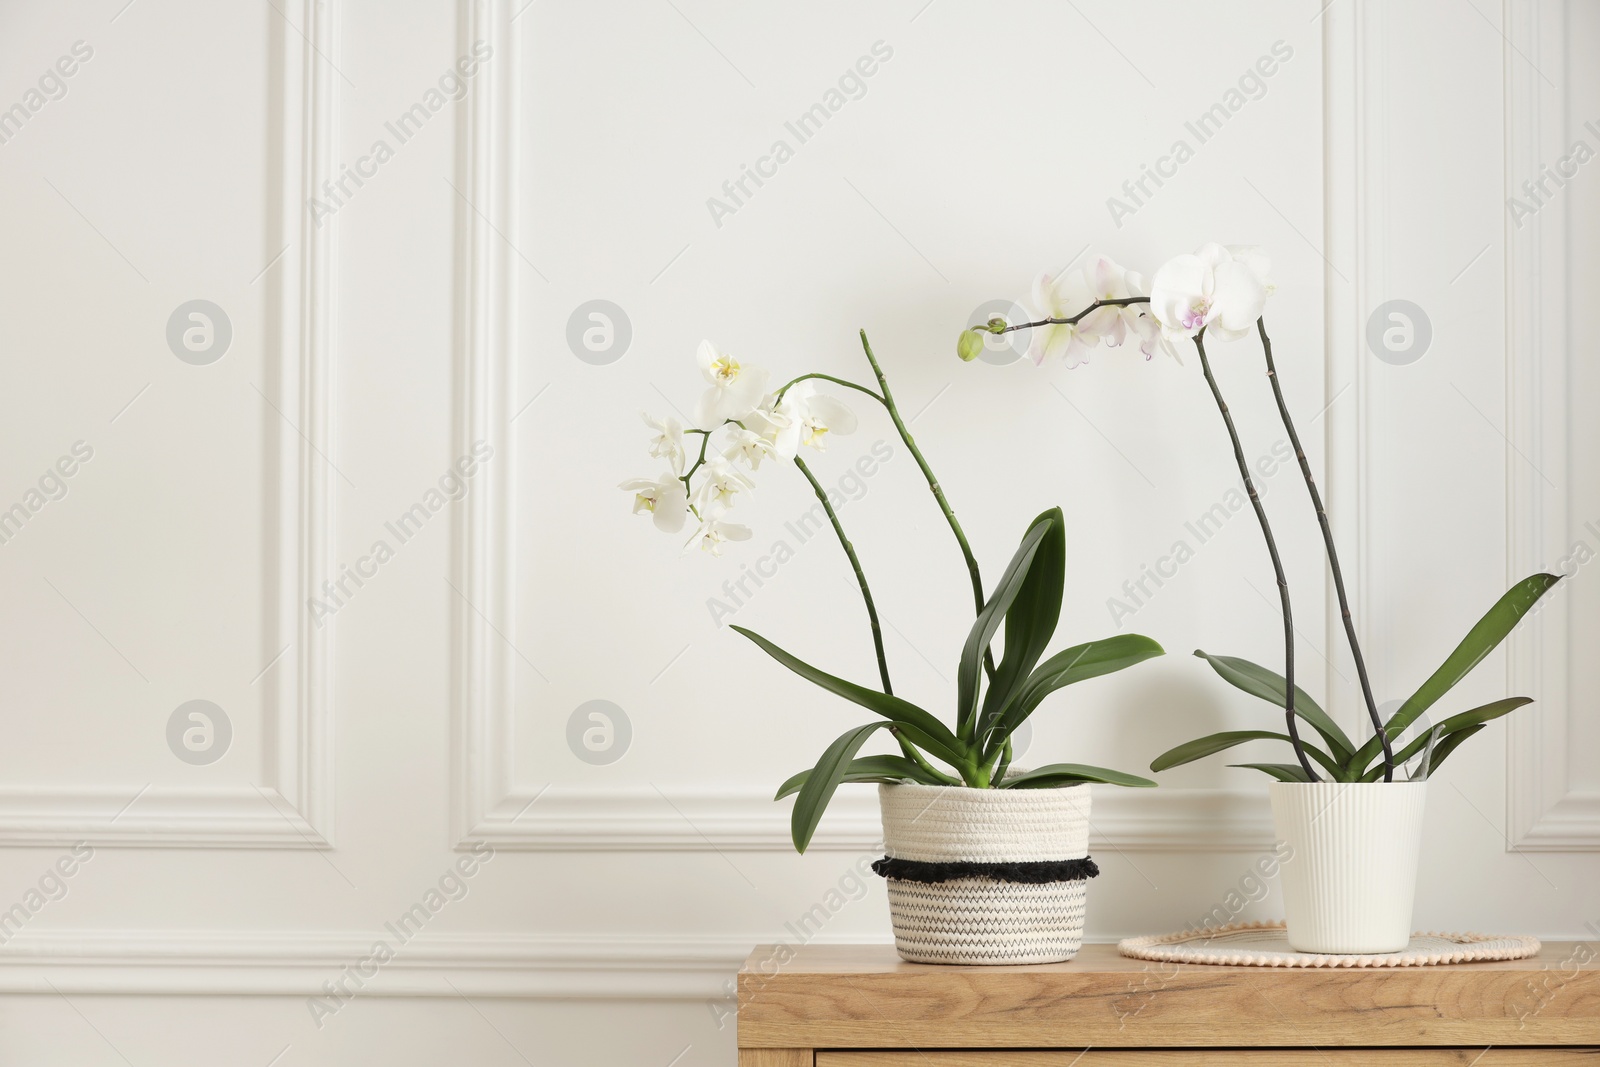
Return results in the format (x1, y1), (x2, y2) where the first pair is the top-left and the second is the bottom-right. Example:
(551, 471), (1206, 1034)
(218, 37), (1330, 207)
(737, 942), (1600, 1064)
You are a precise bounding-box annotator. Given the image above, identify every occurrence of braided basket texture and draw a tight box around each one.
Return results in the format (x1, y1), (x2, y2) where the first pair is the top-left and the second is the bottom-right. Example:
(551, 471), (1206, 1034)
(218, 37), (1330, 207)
(878, 781), (1092, 965)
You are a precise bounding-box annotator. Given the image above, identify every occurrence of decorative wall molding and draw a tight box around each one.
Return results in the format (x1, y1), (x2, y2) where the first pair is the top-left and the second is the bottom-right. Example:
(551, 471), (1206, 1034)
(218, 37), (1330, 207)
(462, 787), (1274, 853)
(0, 0), (338, 849)
(1506, 0), (1600, 850)
(450, 0), (520, 848)
(1321, 0), (1597, 850)
(0, 930), (774, 999)
(266, 0), (339, 851)
(0, 786), (325, 849)
(1321, 0), (1382, 733)
(447, 0), (1282, 855)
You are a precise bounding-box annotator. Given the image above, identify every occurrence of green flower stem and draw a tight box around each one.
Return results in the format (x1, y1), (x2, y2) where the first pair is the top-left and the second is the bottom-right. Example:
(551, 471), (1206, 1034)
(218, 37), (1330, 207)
(792, 454), (962, 786)
(774, 335), (998, 709)
(792, 454), (893, 696)
(856, 330), (997, 710)
(1256, 318), (1394, 782)
(680, 429), (713, 485)
(1194, 331), (1320, 782)
(774, 373), (884, 405)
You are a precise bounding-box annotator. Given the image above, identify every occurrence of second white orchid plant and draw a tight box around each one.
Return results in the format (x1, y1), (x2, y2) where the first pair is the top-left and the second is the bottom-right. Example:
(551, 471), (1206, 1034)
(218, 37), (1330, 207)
(959, 245), (1559, 786)
(624, 332), (1165, 852)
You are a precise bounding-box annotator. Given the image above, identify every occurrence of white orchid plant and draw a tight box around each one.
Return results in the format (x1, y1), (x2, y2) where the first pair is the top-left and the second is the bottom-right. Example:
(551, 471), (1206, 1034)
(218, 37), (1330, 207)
(961, 245), (1561, 785)
(625, 332), (1165, 852)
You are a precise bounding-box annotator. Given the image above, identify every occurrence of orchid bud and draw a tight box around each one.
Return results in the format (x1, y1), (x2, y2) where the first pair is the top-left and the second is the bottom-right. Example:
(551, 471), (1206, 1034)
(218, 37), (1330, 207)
(956, 329), (985, 362)
(985, 316), (1008, 333)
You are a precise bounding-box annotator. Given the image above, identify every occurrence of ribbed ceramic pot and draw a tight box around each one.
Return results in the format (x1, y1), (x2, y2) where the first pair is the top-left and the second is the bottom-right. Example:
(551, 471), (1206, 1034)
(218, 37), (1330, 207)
(1269, 781), (1428, 953)
(875, 781), (1095, 965)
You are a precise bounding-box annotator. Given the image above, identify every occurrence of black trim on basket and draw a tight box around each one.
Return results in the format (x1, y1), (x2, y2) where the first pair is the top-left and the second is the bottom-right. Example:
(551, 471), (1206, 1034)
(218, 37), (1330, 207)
(870, 855), (1100, 885)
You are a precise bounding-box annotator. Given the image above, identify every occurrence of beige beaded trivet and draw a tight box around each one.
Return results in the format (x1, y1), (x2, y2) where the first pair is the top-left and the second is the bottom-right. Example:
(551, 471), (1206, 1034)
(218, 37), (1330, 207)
(1118, 921), (1540, 968)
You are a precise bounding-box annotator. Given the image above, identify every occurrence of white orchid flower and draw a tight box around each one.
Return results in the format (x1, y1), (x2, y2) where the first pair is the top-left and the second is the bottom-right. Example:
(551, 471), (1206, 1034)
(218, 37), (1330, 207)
(1083, 254), (1142, 349)
(1026, 266), (1110, 367)
(641, 411), (686, 475)
(619, 472), (690, 534)
(692, 454), (753, 511)
(771, 382), (858, 455)
(695, 340), (770, 426)
(1226, 245), (1274, 296)
(742, 400), (795, 460)
(1124, 269), (1183, 364)
(686, 508), (752, 556)
(1148, 243), (1269, 344)
(722, 423), (777, 470)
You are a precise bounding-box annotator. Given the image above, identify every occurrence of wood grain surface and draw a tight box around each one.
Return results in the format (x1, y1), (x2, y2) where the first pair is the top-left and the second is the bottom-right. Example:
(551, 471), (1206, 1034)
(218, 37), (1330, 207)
(739, 1051), (811, 1067)
(738, 942), (1600, 1050)
(817, 1052), (1600, 1065)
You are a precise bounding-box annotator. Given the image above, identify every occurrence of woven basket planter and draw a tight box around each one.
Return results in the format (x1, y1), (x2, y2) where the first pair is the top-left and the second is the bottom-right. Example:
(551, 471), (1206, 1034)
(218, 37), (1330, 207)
(873, 781), (1095, 965)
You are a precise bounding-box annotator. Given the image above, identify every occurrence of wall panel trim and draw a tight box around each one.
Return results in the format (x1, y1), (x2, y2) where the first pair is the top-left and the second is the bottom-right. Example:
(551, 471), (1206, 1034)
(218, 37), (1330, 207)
(0, 930), (775, 999)
(1505, 0), (1600, 850)
(449, 0), (1293, 857)
(0, 0), (338, 849)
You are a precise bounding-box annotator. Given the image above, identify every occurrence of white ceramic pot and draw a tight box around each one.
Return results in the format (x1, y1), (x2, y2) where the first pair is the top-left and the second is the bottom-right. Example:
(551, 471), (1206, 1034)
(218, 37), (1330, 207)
(876, 781), (1094, 965)
(1268, 781), (1428, 954)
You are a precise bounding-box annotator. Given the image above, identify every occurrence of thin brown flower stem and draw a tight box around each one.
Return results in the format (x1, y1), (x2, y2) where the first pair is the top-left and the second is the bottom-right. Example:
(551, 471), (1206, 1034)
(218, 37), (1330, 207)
(997, 296), (1152, 334)
(793, 454), (892, 696)
(1256, 318), (1394, 781)
(1195, 331), (1320, 782)
(856, 330), (997, 721)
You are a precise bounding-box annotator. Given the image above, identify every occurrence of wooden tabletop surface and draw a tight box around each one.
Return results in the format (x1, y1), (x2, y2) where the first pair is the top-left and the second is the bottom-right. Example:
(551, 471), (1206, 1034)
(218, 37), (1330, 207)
(737, 942), (1600, 1049)
(741, 941), (1594, 974)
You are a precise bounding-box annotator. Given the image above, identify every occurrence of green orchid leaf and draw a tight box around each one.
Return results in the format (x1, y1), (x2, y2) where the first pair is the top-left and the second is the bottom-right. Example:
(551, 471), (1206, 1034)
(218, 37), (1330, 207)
(1194, 651), (1355, 764)
(976, 508), (1066, 741)
(1000, 762), (1157, 789)
(1362, 697), (1534, 781)
(1420, 724), (1485, 774)
(774, 769), (809, 801)
(789, 723), (887, 853)
(985, 634), (1166, 757)
(730, 625), (965, 767)
(1149, 729), (1343, 780)
(775, 754), (936, 799)
(1431, 697), (1532, 739)
(1229, 762), (1315, 783)
(1346, 574), (1560, 776)
(956, 515), (1052, 740)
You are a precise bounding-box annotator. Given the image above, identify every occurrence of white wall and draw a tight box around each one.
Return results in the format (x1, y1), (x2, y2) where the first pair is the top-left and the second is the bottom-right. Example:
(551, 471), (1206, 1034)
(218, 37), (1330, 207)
(0, 1), (1594, 1064)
